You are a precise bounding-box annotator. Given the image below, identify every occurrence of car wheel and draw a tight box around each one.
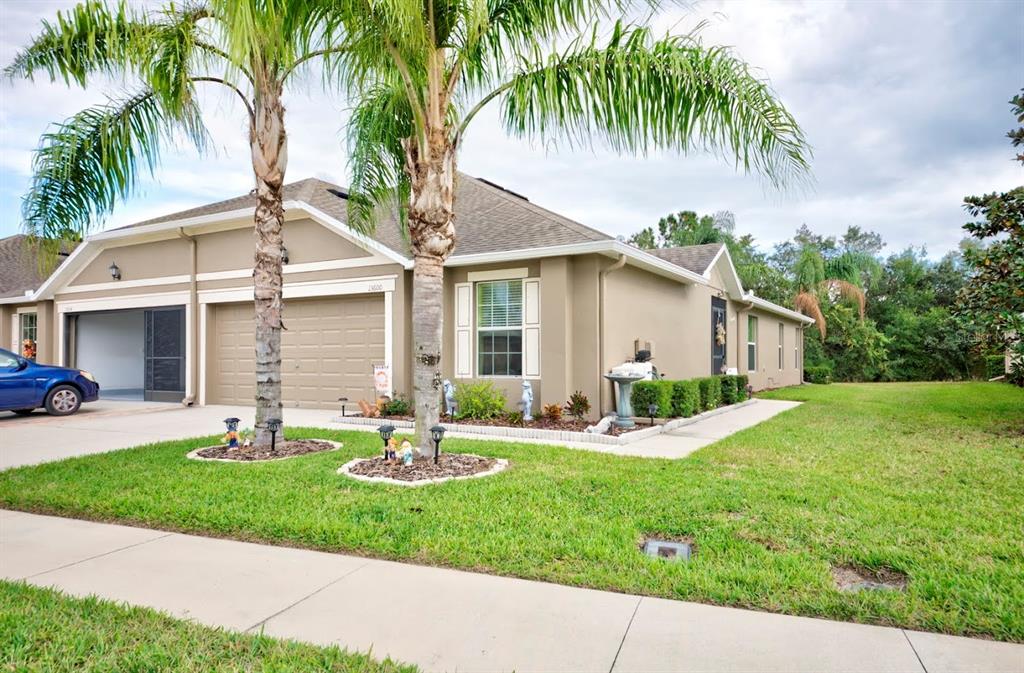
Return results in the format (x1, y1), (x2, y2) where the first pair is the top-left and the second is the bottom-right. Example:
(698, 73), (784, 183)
(12, 409), (35, 416)
(45, 385), (81, 416)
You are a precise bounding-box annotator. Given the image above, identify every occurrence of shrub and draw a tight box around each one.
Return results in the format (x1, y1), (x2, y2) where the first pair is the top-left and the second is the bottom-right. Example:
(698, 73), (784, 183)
(542, 403), (563, 421)
(697, 377), (722, 410)
(631, 380), (673, 418)
(453, 382), (507, 419)
(380, 395), (411, 417)
(804, 366), (833, 384)
(737, 374), (750, 398)
(719, 375), (739, 404)
(504, 410), (524, 426)
(670, 380), (701, 417)
(985, 354), (1006, 380)
(565, 390), (591, 420)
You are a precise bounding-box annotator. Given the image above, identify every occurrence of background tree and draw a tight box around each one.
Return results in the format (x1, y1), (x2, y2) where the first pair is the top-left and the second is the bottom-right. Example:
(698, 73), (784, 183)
(9, 0), (346, 445)
(954, 91), (1024, 385)
(330, 3), (812, 449)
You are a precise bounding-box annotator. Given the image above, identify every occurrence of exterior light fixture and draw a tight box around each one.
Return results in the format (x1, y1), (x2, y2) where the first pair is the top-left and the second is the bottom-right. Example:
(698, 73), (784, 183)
(108, 261), (121, 280)
(338, 397), (348, 417)
(647, 403), (657, 426)
(266, 418), (282, 452)
(746, 384), (754, 399)
(378, 424), (396, 459)
(281, 246), (289, 264)
(429, 424), (446, 464)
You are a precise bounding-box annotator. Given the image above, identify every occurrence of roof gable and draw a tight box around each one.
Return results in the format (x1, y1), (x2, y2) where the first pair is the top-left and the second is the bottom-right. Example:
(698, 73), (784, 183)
(0, 235), (77, 299)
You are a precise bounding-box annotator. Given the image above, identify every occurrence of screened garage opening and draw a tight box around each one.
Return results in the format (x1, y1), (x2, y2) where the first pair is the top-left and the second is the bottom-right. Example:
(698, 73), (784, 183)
(66, 306), (186, 402)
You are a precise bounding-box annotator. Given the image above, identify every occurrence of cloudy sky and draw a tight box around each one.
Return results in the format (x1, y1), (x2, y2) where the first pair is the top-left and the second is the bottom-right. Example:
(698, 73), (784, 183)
(0, 0), (1021, 258)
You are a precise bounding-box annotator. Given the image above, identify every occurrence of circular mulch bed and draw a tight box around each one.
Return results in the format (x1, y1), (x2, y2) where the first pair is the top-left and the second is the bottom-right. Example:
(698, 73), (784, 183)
(187, 439), (341, 462)
(338, 453), (508, 486)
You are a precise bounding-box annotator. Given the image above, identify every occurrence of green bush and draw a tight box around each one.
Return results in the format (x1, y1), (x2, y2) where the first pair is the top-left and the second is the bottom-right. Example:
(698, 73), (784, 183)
(631, 380), (673, 418)
(737, 374), (750, 398)
(671, 380), (701, 417)
(719, 375), (739, 404)
(697, 377), (722, 410)
(381, 395), (411, 417)
(453, 382), (507, 419)
(985, 354), (1006, 380)
(804, 366), (833, 384)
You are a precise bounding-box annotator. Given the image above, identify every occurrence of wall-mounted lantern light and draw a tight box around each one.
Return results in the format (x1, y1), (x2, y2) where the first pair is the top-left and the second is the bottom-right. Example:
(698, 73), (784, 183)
(281, 246), (290, 264)
(378, 424), (396, 459)
(429, 424), (446, 464)
(109, 261), (121, 280)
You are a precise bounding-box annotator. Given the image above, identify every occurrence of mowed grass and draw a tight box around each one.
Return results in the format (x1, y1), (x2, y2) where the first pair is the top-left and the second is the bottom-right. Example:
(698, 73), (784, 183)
(1, 382), (1021, 641)
(0, 580), (413, 672)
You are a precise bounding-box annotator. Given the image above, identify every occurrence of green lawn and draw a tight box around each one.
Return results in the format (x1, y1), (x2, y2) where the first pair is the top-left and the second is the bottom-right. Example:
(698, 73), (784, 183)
(1, 382), (1021, 641)
(0, 580), (413, 672)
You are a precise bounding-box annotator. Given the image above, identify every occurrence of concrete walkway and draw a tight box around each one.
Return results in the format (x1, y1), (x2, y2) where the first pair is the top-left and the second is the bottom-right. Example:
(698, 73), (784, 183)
(2, 510), (1020, 673)
(1, 398), (800, 469)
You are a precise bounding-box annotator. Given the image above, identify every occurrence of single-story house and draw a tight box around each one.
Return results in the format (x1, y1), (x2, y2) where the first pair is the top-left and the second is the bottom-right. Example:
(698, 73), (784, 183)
(2, 175), (813, 416)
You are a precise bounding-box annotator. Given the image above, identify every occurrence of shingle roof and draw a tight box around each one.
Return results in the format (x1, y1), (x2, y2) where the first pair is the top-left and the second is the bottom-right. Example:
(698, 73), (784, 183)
(129, 174), (611, 257)
(646, 243), (724, 275)
(0, 235), (77, 299)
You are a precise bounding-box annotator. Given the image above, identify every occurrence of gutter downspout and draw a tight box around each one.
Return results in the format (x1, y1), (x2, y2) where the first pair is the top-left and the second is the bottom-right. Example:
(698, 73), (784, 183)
(178, 228), (197, 406)
(598, 254), (627, 415)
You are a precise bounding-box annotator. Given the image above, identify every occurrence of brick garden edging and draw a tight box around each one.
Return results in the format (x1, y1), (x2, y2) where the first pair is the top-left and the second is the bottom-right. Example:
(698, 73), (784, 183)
(332, 399), (756, 446)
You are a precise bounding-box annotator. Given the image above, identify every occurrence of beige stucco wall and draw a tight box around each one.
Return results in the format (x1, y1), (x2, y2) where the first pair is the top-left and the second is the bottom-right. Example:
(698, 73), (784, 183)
(736, 308), (804, 390)
(1, 301), (56, 364)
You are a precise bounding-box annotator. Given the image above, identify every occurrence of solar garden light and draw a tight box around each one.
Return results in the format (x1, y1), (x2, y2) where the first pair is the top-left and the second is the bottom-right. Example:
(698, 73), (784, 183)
(378, 424), (396, 459)
(429, 425), (446, 464)
(746, 384), (754, 400)
(338, 396), (348, 417)
(266, 418), (282, 452)
(647, 403), (657, 426)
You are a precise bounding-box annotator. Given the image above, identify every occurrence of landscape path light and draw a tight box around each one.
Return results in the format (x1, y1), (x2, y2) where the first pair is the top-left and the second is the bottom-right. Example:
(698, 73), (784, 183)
(266, 418), (282, 452)
(429, 425), (446, 464)
(378, 424), (396, 460)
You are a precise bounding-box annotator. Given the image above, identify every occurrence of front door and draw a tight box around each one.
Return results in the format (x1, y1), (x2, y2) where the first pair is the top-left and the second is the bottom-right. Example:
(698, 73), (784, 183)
(711, 297), (727, 375)
(144, 307), (185, 402)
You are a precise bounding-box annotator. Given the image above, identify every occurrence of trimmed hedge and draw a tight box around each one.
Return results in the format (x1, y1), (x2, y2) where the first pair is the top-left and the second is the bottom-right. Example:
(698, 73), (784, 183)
(804, 366), (833, 384)
(697, 376), (722, 411)
(737, 374), (750, 398)
(671, 379), (701, 417)
(720, 375), (739, 404)
(630, 380), (674, 418)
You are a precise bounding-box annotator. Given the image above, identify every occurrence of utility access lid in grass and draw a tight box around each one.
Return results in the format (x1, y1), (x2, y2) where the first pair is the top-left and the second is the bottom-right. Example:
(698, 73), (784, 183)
(642, 537), (695, 562)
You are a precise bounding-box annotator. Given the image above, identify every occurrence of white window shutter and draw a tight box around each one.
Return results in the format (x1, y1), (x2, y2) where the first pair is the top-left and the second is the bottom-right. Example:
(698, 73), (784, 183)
(523, 278), (541, 378)
(454, 282), (473, 378)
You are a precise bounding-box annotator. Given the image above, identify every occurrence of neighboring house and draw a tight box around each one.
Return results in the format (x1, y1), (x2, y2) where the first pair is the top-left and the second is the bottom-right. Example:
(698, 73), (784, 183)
(0, 234), (76, 364)
(6, 175), (812, 415)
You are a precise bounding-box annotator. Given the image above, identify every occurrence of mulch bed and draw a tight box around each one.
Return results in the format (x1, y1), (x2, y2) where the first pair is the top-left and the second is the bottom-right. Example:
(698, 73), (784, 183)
(346, 453), (498, 482)
(194, 439), (337, 462)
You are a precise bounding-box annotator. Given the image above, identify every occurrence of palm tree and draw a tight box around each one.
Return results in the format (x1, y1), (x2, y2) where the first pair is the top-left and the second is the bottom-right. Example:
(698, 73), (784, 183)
(7, 0), (347, 446)
(328, 2), (811, 450)
(793, 247), (877, 337)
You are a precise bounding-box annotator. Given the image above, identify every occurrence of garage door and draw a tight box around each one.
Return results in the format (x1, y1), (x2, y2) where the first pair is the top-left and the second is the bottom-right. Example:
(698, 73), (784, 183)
(210, 295), (385, 407)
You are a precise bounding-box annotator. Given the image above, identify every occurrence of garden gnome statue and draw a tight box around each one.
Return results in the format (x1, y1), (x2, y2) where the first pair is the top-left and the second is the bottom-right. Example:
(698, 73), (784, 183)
(400, 439), (414, 465)
(521, 381), (534, 421)
(222, 417), (241, 449)
(443, 379), (456, 416)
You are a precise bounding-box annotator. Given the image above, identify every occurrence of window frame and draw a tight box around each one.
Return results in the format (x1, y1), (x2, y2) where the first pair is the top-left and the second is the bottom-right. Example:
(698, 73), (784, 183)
(475, 279), (524, 378)
(19, 312), (38, 361)
(747, 315), (758, 372)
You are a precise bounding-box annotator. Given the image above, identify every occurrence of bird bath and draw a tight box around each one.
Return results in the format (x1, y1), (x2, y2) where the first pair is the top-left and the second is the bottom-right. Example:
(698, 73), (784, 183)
(603, 372), (645, 428)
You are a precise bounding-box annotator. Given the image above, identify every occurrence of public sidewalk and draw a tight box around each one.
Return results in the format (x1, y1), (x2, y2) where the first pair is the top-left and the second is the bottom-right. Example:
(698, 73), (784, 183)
(2, 510), (1020, 673)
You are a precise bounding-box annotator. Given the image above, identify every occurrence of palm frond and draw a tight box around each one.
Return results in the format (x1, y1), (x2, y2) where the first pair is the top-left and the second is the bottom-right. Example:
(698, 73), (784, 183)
(825, 279), (866, 319)
(794, 291), (826, 338)
(345, 77), (414, 235)
(22, 90), (208, 243)
(794, 246), (825, 292)
(499, 22), (811, 187)
(4, 0), (145, 84)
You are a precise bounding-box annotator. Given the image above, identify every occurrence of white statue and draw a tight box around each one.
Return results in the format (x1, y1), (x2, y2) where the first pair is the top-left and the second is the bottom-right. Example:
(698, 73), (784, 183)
(443, 379), (456, 417)
(586, 415), (615, 434)
(521, 381), (534, 421)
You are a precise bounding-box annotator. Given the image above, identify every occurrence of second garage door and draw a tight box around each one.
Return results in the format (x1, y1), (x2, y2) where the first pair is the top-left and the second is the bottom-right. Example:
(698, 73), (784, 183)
(210, 294), (385, 407)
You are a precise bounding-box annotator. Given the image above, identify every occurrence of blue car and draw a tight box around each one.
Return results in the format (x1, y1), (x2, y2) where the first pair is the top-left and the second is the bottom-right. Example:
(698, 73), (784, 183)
(0, 348), (100, 416)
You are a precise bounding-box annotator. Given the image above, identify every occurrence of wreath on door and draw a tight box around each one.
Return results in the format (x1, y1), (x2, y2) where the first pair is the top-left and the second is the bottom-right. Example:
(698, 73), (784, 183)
(715, 322), (727, 346)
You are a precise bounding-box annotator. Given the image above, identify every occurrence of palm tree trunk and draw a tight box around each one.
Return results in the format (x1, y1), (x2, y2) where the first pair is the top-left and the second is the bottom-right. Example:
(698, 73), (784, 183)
(405, 129), (456, 452)
(250, 88), (288, 447)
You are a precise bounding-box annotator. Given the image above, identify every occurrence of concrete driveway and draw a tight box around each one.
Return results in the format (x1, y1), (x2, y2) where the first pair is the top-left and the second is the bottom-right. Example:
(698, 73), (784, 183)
(0, 401), (343, 470)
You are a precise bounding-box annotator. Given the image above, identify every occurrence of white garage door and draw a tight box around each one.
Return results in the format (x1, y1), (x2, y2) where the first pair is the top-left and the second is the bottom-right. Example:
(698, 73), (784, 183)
(211, 294), (385, 407)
